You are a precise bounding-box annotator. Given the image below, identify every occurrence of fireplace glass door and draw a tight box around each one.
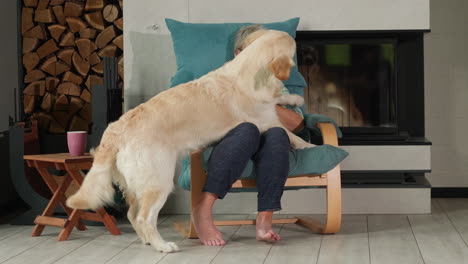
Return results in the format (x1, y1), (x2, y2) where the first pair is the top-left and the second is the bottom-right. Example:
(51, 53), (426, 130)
(297, 37), (397, 135)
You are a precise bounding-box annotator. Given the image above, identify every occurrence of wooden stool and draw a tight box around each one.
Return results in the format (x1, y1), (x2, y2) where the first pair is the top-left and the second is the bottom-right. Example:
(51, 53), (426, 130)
(23, 153), (121, 241)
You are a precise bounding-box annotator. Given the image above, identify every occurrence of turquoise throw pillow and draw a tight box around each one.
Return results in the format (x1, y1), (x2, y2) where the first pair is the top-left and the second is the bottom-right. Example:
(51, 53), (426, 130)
(165, 18), (307, 93)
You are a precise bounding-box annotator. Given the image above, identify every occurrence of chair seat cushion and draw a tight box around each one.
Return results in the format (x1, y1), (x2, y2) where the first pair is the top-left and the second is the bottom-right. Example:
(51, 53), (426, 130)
(178, 144), (348, 191)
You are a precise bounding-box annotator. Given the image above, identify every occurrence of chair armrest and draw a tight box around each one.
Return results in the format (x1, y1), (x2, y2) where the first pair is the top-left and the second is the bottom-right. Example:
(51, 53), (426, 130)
(317, 123), (339, 147)
(303, 113), (343, 138)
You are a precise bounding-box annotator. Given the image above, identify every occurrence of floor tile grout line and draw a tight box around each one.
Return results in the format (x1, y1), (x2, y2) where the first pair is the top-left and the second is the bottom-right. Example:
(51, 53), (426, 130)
(367, 215), (371, 264)
(104, 214), (178, 263)
(0, 235), (56, 264)
(0, 226), (29, 242)
(209, 214), (252, 264)
(262, 224), (284, 264)
(435, 199), (468, 248)
(315, 233), (324, 264)
(209, 224), (243, 264)
(51, 229), (109, 264)
(407, 215), (426, 264)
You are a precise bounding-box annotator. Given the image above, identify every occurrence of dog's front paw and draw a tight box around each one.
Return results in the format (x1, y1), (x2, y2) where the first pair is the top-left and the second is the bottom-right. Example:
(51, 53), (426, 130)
(278, 94), (304, 106)
(153, 241), (180, 253)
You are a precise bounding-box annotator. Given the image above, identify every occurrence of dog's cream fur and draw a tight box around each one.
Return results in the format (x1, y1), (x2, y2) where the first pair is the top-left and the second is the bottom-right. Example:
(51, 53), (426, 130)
(66, 30), (314, 252)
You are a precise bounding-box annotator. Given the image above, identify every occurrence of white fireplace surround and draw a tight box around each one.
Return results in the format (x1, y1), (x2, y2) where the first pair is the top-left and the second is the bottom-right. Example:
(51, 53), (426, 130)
(123, 0), (432, 214)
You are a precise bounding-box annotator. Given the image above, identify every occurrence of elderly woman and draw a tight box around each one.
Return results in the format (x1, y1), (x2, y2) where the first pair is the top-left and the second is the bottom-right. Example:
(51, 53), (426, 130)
(191, 25), (304, 246)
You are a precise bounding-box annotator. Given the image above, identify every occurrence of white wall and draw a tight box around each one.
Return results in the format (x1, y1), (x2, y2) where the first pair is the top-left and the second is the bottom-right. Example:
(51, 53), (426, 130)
(0, 0), (18, 131)
(424, 0), (468, 187)
(123, 0), (430, 110)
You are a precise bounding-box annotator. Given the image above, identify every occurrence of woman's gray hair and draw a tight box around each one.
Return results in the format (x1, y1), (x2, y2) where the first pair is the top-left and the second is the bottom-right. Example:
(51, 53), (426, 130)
(234, 24), (265, 52)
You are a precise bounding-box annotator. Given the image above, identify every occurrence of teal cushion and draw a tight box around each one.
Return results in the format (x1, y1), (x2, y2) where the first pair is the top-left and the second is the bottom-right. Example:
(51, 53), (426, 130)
(178, 144), (348, 191)
(165, 18), (307, 93)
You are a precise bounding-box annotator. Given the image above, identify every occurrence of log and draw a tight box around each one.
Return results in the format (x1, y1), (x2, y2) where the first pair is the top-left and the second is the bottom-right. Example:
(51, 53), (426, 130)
(23, 0), (38, 8)
(57, 82), (81, 96)
(41, 56), (71, 76)
(23, 37), (39, 53)
(119, 0), (123, 8)
(24, 81), (46, 96)
(32, 112), (53, 130)
(96, 26), (116, 49)
(40, 93), (55, 112)
(57, 48), (74, 65)
(24, 69), (46, 83)
(114, 17), (123, 30)
(22, 8), (35, 34)
(36, 39), (58, 59)
(86, 52), (101, 65)
(79, 28), (97, 39)
(98, 44), (117, 58)
(52, 6), (65, 25)
(23, 24), (47, 40)
(85, 75), (103, 90)
(85, 0), (104, 11)
(49, 118), (65, 134)
(40, 56), (56, 75)
(63, 71), (83, 85)
(69, 96), (84, 115)
(52, 111), (69, 129)
(91, 61), (103, 74)
(72, 52), (90, 76)
(24, 95), (36, 114)
(37, 0), (50, 10)
(23, 52), (40, 72)
(103, 4), (119, 22)
(69, 115), (89, 131)
(49, 0), (64, 6)
(84, 11), (104, 30)
(80, 89), (91, 103)
(55, 60), (70, 76)
(45, 77), (59, 92)
(59, 32), (75, 47)
(34, 8), (55, 23)
(75, 38), (97, 59)
(64, 1), (83, 17)
(48, 24), (66, 42)
(118, 55), (123, 66)
(66, 17), (87, 33)
(79, 103), (91, 120)
(113, 35), (123, 50)
(54, 94), (68, 111)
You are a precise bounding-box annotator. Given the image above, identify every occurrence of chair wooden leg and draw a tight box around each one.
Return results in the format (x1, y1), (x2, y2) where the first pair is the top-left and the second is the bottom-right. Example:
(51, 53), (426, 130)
(322, 165), (341, 234)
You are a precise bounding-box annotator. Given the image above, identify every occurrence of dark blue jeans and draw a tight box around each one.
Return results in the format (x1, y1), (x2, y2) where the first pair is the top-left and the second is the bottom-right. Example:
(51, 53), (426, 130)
(203, 122), (290, 211)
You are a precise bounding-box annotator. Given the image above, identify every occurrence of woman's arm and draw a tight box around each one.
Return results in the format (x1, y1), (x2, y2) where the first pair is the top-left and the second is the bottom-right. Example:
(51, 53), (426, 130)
(275, 105), (304, 133)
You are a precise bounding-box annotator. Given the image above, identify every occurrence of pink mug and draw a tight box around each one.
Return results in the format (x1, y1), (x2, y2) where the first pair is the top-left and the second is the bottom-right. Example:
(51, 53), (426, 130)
(67, 131), (87, 156)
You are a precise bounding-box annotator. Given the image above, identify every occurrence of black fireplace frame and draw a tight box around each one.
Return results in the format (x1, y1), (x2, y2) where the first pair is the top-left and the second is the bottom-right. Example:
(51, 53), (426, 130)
(296, 30), (429, 144)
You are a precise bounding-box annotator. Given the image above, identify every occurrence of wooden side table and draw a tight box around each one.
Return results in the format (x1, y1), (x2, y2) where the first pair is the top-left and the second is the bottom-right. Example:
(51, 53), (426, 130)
(23, 153), (121, 241)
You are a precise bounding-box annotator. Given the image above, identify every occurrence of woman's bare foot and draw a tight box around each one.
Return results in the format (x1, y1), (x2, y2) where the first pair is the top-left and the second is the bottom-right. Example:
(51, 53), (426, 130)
(191, 192), (226, 246)
(256, 211), (280, 242)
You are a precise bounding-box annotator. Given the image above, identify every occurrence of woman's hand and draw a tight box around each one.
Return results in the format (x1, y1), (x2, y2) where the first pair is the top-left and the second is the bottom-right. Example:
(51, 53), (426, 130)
(275, 105), (304, 133)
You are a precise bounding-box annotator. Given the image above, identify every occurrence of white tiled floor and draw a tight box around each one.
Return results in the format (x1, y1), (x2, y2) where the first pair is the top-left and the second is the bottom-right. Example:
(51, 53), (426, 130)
(1, 199), (468, 264)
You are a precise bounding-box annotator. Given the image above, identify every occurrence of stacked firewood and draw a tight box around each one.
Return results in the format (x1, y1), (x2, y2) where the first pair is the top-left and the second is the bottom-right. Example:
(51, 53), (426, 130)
(21, 0), (124, 133)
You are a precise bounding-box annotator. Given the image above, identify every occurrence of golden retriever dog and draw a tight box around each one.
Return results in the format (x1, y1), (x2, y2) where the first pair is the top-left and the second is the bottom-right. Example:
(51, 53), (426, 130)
(66, 29), (314, 253)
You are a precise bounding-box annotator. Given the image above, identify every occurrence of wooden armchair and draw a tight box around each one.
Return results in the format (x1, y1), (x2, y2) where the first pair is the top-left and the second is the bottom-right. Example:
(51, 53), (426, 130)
(174, 122), (342, 237)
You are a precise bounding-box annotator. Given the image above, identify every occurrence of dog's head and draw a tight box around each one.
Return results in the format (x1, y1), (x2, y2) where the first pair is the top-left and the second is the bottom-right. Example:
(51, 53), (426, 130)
(245, 30), (296, 81)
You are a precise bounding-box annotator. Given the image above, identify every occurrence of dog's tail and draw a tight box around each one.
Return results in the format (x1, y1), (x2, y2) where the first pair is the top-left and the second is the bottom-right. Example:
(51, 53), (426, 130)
(66, 132), (118, 210)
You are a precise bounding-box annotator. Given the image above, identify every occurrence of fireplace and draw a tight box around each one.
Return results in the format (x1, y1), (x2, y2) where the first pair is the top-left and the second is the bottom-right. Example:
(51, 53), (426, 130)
(296, 31), (427, 144)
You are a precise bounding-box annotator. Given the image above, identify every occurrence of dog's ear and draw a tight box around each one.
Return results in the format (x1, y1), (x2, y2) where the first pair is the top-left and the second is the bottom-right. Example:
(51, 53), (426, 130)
(268, 55), (292, 81)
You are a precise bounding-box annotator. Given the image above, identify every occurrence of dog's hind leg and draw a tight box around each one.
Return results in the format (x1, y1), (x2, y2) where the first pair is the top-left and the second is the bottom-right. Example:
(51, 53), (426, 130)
(125, 192), (150, 245)
(136, 188), (179, 252)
